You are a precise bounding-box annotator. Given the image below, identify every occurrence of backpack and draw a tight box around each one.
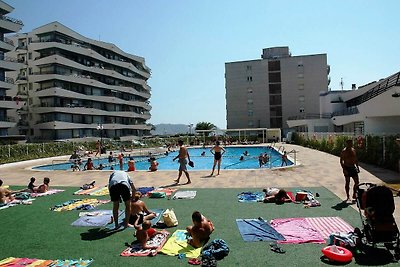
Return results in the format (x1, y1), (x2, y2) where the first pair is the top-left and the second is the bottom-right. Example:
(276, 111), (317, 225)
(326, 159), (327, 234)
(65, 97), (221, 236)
(201, 239), (230, 261)
(163, 208), (178, 227)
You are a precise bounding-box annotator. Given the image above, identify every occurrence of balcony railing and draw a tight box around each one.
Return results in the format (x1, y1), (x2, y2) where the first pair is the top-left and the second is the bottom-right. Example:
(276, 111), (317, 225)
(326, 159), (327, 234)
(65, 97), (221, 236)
(0, 116), (16, 122)
(3, 37), (14, 46)
(0, 55), (25, 63)
(3, 77), (14, 84)
(0, 15), (24, 26)
(346, 71), (400, 107)
(331, 106), (359, 117)
(287, 113), (332, 120)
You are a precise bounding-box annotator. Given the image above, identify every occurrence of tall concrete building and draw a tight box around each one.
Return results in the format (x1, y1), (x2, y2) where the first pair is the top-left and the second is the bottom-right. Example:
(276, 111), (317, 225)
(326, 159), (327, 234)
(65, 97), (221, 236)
(0, 0), (23, 136)
(7, 22), (152, 141)
(225, 46), (329, 134)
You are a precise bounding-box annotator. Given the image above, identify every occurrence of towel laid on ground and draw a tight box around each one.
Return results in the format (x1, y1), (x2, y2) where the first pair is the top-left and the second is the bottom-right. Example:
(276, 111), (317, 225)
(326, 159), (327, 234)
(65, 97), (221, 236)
(71, 210), (122, 227)
(73, 186), (100, 195)
(51, 199), (110, 212)
(236, 218), (285, 242)
(103, 208), (165, 229)
(120, 230), (170, 257)
(172, 191), (197, 199)
(148, 188), (177, 197)
(237, 192), (264, 202)
(137, 187), (155, 196)
(270, 217), (325, 244)
(160, 230), (202, 258)
(0, 198), (35, 210)
(305, 217), (354, 239)
(89, 186), (109, 196)
(0, 257), (92, 267)
(31, 189), (65, 197)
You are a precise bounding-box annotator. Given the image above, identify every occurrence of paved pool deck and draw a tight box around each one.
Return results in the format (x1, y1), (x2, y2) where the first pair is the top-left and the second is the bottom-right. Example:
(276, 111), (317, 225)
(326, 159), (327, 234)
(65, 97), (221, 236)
(1, 143), (399, 223)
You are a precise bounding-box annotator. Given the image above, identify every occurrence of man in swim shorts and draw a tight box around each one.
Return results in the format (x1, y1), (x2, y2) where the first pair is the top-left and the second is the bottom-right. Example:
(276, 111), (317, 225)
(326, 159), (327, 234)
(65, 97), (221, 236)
(108, 170), (136, 229)
(173, 140), (191, 184)
(340, 139), (360, 201)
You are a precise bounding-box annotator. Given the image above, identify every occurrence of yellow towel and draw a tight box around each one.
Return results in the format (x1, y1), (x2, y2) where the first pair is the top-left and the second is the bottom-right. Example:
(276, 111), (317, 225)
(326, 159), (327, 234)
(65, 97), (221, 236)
(160, 230), (202, 258)
(90, 186), (109, 196)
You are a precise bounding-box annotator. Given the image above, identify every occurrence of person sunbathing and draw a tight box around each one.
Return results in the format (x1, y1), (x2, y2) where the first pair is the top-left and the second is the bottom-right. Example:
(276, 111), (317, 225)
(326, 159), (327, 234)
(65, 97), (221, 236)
(134, 219), (163, 249)
(33, 177), (50, 193)
(27, 177), (36, 192)
(129, 192), (157, 226)
(0, 179), (14, 204)
(263, 188), (292, 204)
(186, 211), (214, 248)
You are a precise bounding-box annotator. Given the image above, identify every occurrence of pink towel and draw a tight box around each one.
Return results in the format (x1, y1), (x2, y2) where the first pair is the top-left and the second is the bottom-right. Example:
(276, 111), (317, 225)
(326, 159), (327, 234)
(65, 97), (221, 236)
(270, 218), (325, 244)
(305, 217), (354, 239)
(31, 189), (65, 197)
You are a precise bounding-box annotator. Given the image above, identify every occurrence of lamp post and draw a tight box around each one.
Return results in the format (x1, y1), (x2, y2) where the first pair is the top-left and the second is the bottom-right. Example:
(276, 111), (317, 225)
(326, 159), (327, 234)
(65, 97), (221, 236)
(97, 123), (104, 153)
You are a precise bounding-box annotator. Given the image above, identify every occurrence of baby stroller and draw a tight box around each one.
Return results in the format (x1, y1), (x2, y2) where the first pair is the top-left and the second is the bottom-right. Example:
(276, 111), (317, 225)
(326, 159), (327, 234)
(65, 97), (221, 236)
(354, 183), (400, 259)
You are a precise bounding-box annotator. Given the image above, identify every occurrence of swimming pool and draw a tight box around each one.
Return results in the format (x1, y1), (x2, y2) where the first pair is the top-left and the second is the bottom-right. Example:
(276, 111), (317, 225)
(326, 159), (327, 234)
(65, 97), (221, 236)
(32, 146), (293, 171)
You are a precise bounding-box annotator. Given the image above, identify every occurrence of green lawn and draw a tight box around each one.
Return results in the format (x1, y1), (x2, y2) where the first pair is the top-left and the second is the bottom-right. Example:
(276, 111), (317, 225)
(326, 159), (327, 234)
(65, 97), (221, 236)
(0, 187), (397, 266)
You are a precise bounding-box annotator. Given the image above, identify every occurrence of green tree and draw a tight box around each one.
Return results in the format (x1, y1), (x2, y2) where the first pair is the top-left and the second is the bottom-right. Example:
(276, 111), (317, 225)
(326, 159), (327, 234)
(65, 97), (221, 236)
(195, 122), (216, 136)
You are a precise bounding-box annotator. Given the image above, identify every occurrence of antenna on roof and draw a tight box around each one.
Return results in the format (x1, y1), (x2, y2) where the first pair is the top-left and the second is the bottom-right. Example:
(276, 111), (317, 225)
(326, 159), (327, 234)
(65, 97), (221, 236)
(340, 78), (344, 91)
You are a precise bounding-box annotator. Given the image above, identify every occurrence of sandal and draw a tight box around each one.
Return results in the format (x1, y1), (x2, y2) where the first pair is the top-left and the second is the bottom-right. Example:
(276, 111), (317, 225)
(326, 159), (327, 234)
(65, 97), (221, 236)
(270, 243), (286, 254)
(188, 258), (201, 265)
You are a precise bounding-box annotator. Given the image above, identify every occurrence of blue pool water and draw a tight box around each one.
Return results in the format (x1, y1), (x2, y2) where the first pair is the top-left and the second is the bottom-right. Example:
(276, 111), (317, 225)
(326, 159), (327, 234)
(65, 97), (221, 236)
(33, 146), (293, 171)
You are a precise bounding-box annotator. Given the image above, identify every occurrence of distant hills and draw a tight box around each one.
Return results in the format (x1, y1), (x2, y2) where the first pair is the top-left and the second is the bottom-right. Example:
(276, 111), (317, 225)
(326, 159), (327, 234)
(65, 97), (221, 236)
(151, 124), (192, 136)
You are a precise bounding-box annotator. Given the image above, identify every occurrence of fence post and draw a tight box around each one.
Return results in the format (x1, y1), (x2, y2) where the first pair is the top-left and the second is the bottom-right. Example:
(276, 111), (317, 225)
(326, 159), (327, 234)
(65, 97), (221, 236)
(43, 143), (45, 153)
(8, 144), (11, 158)
(26, 145), (29, 156)
(382, 135), (386, 163)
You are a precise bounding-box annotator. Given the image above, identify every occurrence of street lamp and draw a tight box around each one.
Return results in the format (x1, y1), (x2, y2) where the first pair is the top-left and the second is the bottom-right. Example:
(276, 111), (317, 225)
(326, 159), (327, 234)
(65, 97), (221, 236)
(97, 123), (104, 153)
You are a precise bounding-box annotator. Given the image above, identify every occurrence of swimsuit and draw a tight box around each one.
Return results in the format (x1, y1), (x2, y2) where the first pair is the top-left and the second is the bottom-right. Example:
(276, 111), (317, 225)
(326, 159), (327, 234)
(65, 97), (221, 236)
(343, 166), (358, 177)
(214, 152), (222, 160)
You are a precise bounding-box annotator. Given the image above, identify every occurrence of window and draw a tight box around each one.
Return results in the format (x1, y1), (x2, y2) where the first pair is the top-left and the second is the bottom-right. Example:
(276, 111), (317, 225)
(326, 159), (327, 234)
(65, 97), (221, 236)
(299, 95), (305, 102)
(268, 60), (280, 71)
(246, 65), (252, 70)
(299, 107), (305, 113)
(298, 84), (304, 90)
(269, 83), (281, 94)
(270, 95), (282, 105)
(248, 110), (253, 117)
(248, 120), (254, 127)
(28, 53), (32, 60)
(297, 73), (304, 78)
(268, 72), (281, 83)
(247, 76), (253, 82)
(247, 99), (253, 104)
(270, 106), (282, 116)
(270, 117), (282, 128)
(247, 88), (253, 94)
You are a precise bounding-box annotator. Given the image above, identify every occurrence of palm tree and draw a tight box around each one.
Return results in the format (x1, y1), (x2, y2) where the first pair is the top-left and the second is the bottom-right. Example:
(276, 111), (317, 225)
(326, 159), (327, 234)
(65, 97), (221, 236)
(195, 122), (216, 136)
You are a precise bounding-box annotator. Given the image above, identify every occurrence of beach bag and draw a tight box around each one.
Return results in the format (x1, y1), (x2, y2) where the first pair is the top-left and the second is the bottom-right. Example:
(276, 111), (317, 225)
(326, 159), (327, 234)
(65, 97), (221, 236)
(149, 191), (166, 198)
(163, 208), (178, 227)
(201, 239), (230, 261)
(328, 232), (357, 249)
(188, 161), (195, 168)
(14, 192), (31, 200)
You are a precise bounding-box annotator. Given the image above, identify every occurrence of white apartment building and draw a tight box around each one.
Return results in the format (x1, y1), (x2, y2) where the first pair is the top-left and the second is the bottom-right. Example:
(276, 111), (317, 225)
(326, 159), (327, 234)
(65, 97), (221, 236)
(225, 46), (329, 135)
(287, 71), (400, 135)
(0, 0), (23, 136)
(7, 21), (152, 141)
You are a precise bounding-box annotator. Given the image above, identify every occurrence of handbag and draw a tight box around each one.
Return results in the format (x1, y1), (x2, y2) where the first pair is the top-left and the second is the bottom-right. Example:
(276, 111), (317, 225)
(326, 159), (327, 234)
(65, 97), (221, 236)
(188, 161), (194, 168)
(163, 208), (178, 227)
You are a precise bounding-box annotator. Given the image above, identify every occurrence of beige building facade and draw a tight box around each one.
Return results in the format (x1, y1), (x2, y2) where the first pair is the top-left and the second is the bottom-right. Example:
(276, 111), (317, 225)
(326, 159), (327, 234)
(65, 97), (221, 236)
(7, 21), (152, 141)
(225, 46), (329, 135)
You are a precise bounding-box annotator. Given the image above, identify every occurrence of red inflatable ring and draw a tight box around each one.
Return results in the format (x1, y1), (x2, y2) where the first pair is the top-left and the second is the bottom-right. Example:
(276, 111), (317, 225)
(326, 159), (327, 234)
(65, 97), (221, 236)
(322, 245), (352, 263)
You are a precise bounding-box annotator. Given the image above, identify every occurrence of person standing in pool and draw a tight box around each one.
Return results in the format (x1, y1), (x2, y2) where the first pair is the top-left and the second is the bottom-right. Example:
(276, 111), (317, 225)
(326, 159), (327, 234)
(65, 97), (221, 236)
(173, 140), (191, 184)
(209, 141), (226, 176)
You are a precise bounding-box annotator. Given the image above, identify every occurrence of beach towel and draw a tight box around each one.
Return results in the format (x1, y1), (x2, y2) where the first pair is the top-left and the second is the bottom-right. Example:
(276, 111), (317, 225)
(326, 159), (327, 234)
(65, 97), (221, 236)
(270, 218), (325, 244)
(137, 187), (155, 196)
(172, 191), (197, 199)
(147, 188), (177, 197)
(103, 208), (165, 229)
(0, 257), (53, 266)
(305, 217), (354, 239)
(236, 218), (285, 242)
(73, 186), (99, 195)
(237, 192), (264, 202)
(120, 230), (169, 257)
(51, 199), (110, 212)
(31, 189), (65, 198)
(49, 258), (93, 266)
(71, 210), (122, 227)
(0, 198), (35, 210)
(160, 230), (202, 258)
(88, 186), (109, 196)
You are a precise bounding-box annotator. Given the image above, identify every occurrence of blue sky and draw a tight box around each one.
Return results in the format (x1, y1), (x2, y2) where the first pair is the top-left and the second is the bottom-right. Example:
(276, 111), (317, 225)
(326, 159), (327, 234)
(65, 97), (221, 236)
(8, 0), (400, 128)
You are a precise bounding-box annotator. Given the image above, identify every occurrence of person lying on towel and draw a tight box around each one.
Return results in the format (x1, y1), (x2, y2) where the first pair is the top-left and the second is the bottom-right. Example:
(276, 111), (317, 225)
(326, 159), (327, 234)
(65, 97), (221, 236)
(129, 191), (157, 226)
(263, 188), (291, 204)
(186, 211), (214, 248)
(134, 218), (164, 249)
(33, 177), (50, 193)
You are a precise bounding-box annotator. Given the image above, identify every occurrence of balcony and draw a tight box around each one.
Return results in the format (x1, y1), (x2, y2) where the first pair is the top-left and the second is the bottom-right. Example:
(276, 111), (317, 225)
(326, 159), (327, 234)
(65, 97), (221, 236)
(0, 15), (23, 33)
(0, 56), (25, 71)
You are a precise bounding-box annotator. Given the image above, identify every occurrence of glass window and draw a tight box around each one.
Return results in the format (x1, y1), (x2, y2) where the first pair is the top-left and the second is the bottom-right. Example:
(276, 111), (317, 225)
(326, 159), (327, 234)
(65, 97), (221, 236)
(300, 107), (305, 113)
(248, 110), (253, 116)
(270, 117), (282, 128)
(298, 84), (304, 90)
(269, 95), (282, 105)
(269, 83), (281, 94)
(268, 72), (281, 83)
(270, 106), (282, 116)
(248, 120), (254, 127)
(299, 95), (305, 102)
(268, 60), (280, 71)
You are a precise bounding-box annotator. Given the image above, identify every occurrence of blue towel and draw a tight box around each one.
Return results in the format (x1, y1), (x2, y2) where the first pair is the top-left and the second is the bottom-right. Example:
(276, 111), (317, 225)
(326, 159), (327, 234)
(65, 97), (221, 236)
(237, 192), (264, 202)
(71, 210), (121, 227)
(137, 187), (155, 195)
(236, 218), (285, 242)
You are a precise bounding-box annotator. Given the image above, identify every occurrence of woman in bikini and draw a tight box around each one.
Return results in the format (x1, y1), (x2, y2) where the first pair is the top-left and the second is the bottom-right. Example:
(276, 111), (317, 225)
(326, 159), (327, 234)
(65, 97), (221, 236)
(209, 141), (226, 176)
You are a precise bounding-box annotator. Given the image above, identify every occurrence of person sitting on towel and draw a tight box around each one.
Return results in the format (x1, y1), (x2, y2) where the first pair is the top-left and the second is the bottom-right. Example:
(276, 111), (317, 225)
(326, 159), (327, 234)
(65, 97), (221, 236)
(186, 211), (214, 248)
(134, 218), (164, 249)
(129, 192), (157, 225)
(27, 177), (37, 192)
(0, 179), (15, 204)
(33, 177), (50, 193)
(263, 188), (291, 204)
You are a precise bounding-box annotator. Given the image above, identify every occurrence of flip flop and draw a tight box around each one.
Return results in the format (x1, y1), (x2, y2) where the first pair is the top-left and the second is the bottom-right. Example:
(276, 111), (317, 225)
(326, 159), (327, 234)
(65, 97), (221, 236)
(188, 258), (201, 265)
(270, 243), (286, 254)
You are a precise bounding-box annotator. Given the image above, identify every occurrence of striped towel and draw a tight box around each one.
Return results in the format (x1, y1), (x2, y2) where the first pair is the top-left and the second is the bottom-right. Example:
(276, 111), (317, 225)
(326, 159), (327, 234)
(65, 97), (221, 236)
(305, 217), (354, 239)
(73, 186), (100, 195)
(31, 189), (65, 197)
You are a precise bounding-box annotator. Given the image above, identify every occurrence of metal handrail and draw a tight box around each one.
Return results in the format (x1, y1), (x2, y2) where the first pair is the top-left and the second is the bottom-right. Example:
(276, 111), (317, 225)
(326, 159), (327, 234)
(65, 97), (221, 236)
(0, 15), (24, 26)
